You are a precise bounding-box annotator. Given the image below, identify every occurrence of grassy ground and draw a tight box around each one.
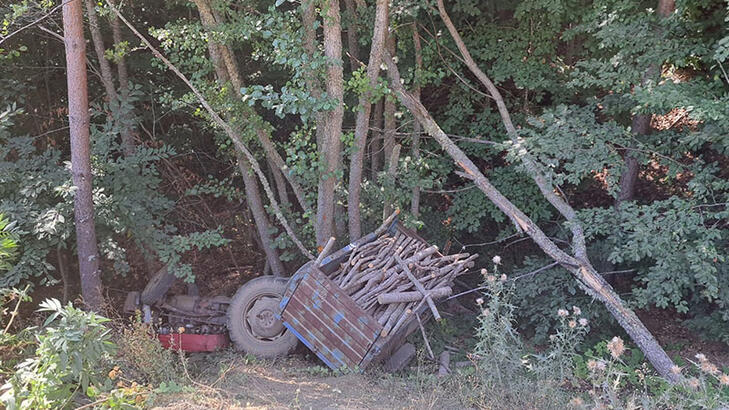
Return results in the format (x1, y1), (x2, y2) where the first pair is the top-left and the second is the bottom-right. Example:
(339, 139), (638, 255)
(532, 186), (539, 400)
(148, 351), (461, 409)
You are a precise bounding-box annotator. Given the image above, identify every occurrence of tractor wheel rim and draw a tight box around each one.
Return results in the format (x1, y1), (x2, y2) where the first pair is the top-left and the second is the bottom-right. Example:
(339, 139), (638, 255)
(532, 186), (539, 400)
(245, 296), (285, 339)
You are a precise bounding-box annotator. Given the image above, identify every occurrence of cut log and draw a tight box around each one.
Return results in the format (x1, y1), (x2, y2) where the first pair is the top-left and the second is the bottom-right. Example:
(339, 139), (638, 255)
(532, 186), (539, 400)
(437, 351), (450, 377)
(384, 343), (416, 372)
(395, 254), (441, 321)
(377, 287), (452, 304)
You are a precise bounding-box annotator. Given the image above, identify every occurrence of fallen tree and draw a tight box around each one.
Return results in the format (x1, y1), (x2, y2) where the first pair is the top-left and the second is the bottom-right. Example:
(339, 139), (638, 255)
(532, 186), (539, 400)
(381, 2), (681, 382)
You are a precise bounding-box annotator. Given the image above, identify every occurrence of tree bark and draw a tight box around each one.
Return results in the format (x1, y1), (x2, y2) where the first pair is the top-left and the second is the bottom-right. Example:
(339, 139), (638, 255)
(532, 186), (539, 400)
(301, 0), (327, 150)
(383, 144), (401, 221)
(64, 0), (104, 311)
(316, 0), (344, 247)
(347, 0), (389, 240)
(383, 34), (397, 166)
(411, 23), (423, 218)
(83, 0), (117, 103)
(237, 154), (286, 276)
(268, 157), (290, 207)
(370, 98), (384, 177)
(343, 0), (360, 71)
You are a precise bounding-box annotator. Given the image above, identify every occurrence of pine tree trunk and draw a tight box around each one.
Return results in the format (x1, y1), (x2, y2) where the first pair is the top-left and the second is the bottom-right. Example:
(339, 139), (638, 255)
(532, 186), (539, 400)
(64, 0), (104, 311)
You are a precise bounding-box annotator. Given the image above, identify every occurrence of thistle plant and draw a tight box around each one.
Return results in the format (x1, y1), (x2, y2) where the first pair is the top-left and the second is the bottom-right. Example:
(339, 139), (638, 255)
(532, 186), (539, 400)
(532, 306), (590, 383)
(472, 259), (523, 385)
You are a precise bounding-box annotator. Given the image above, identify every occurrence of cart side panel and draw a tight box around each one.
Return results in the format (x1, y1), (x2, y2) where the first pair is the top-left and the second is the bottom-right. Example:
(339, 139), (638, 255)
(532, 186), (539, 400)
(281, 267), (383, 370)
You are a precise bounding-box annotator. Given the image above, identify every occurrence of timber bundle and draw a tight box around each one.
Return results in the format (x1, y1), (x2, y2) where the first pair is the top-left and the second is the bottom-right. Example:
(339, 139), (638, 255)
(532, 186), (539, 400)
(327, 224), (477, 337)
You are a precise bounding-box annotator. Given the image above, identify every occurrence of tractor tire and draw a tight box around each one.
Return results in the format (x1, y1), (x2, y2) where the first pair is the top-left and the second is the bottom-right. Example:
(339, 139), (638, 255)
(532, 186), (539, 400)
(141, 265), (175, 305)
(227, 276), (298, 358)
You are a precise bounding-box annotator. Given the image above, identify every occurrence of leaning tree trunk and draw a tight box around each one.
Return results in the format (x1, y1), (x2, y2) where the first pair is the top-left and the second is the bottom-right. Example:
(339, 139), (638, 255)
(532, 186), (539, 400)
(83, 0), (117, 102)
(64, 0), (104, 311)
(394, 0), (680, 384)
(347, 0), (389, 240)
(192, 0), (287, 274)
(384, 52), (680, 384)
(238, 154), (286, 276)
(111, 5), (314, 261)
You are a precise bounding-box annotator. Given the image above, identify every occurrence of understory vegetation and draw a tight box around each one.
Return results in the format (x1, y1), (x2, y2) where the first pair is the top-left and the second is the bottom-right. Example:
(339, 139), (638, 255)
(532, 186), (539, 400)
(2, 0), (729, 407)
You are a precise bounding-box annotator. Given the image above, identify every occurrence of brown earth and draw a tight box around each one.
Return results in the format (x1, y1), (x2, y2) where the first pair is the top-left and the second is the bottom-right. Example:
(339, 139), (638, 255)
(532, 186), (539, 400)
(149, 353), (458, 409)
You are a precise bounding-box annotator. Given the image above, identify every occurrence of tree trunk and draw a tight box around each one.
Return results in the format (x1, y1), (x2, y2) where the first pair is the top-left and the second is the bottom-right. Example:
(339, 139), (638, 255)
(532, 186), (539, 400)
(107, 0), (135, 156)
(370, 98), (384, 177)
(83, 0), (117, 103)
(383, 144), (401, 221)
(615, 0), (674, 207)
(343, 0), (360, 71)
(192, 0), (287, 273)
(316, 0), (344, 247)
(268, 157), (290, 207)
(237, 154), (286, 277)
(64, 0), (104, 311)
(411, 23), (423, 218)
(347, 0), (389, 240)
(383, 34), (397, 166)
(301, 0), (327, 150)
(616, 115), (648, 204)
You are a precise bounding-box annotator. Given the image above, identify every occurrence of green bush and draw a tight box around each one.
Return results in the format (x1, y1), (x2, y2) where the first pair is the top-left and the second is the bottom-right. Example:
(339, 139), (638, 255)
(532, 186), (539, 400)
(0, 213), (17, 272)
(115, 312), (181, 385)
(0, 299), (116, 409)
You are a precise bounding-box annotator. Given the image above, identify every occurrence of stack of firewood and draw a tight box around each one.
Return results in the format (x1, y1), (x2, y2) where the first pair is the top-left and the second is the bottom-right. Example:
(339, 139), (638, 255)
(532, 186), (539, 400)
(327, 224), (477, 337)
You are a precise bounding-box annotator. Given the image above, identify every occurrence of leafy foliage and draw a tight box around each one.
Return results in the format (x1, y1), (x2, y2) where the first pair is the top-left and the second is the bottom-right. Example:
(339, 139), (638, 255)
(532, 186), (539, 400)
(0, 299), (116, 409)
(0, 214), (18, 272)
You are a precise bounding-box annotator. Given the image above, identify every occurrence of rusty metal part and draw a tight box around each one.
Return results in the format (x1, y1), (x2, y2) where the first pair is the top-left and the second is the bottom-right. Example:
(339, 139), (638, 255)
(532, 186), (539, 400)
(246, 296), (285, 338)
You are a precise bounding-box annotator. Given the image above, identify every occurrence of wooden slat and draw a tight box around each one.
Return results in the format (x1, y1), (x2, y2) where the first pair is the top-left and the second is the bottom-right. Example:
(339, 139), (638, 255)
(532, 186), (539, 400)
(308, 267), (382, 335)
(282, 315), (350, 369)
(281, 268), (384, 371)
(285, 295), (367, 360)
(292, 279), (376, 353)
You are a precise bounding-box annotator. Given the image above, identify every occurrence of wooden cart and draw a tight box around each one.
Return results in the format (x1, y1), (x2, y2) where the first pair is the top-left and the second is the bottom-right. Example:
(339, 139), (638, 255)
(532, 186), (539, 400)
(277, 217), (473, 371)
